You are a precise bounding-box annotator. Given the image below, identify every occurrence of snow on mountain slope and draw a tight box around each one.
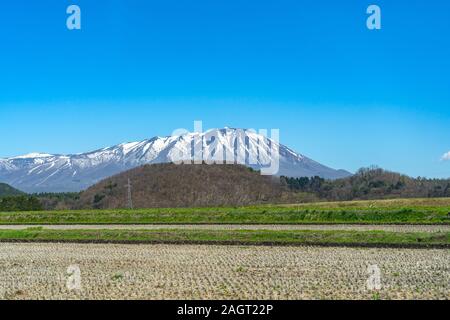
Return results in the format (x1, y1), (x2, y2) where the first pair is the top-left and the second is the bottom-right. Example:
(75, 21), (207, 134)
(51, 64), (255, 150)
(0, 128), (351, 193)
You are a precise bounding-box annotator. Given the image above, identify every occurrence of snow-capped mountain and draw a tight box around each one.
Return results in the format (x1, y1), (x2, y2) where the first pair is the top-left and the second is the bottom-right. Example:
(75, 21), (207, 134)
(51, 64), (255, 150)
(0, 128), (351, 193)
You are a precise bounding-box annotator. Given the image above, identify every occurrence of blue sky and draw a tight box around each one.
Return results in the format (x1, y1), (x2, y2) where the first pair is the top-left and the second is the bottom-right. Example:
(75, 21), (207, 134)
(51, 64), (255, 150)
(0, 0), (449, 178)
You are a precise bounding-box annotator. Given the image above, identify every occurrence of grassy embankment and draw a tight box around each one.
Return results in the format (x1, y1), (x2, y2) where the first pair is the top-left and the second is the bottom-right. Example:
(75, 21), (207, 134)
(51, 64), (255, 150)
(0, 198), (449, 225)
(0, 228), (447, 248)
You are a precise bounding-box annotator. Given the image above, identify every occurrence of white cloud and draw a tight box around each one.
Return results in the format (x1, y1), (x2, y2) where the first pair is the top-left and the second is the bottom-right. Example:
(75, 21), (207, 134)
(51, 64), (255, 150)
(441, 151), (450, 161)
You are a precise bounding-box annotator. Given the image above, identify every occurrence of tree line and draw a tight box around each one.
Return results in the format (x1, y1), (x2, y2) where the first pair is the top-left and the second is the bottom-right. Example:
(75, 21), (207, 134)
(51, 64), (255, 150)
(1, 166), (449, 211)
(281, 166), (450, 201)
(0, 196), (43, 212)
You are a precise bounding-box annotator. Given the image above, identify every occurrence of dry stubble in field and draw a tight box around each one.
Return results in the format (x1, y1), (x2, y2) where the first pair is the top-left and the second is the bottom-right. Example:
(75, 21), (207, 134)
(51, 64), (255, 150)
(0, 243), (448, 300)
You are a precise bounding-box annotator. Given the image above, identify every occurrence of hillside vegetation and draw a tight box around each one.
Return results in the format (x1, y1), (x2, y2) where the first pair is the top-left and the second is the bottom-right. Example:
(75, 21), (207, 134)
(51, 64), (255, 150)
(13, 165), (450, 210)
(76, 165), (450, 209)
(0, 196), (43, 212)
(77, 163), (289, 209)
(0, 183), (43, 212)
(282, 166), (450, 201)
(0, 183), (23, 197)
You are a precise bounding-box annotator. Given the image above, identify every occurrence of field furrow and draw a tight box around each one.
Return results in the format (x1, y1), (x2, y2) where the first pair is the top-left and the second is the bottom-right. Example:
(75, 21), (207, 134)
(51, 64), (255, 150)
(0, 243), (448, 300)
(0, 224), (448, 233)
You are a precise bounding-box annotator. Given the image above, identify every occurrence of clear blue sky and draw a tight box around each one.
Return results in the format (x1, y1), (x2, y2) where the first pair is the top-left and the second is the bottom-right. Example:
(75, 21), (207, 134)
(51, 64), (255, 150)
(0, 0), (449, 178)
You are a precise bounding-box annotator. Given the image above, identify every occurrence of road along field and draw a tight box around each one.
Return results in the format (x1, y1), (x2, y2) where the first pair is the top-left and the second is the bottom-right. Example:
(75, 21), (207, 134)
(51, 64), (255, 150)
(0, 243), (448, 300)
(0, 224), (448, 232)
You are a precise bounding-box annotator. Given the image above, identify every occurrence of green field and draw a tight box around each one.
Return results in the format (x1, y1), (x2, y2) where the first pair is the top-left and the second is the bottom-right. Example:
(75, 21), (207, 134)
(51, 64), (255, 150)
(0, 198), (448, 247)
(0, 198), (449, 225)
(0, 228), (448, 248)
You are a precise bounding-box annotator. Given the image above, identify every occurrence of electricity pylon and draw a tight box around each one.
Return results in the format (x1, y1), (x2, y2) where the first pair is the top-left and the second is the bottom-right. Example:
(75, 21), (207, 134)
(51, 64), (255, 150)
(126, 178), (133, 209)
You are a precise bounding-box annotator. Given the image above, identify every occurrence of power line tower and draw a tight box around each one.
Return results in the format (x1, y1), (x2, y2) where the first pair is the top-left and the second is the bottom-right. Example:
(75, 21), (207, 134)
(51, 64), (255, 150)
(126, 178), (133, 209)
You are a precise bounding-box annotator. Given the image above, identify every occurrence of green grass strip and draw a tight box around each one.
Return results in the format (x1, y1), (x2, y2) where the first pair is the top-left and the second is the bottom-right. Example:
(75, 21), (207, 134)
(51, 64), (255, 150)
(0, 206), (448, 225)
(2, 199), (450, 225)
(0, 228), (448, 248)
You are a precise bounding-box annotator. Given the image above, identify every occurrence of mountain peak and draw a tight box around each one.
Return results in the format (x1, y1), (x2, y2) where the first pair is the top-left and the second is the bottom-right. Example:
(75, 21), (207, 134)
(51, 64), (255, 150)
(10, 153), (54, 160)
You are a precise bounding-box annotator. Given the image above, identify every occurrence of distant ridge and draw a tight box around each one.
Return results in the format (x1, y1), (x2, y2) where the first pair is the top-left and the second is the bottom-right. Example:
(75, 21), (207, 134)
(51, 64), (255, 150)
(0, 128), (352, 193)
(0, 183), (24, 197)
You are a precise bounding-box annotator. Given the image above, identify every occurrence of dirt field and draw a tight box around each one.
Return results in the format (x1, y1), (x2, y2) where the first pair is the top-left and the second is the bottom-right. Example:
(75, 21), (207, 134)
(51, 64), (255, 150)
(0, 224), (448, 233)
(0, 243), (448, 300)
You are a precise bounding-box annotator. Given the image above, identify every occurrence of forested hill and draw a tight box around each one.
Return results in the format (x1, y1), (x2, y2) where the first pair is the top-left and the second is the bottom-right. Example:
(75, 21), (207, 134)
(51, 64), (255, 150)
(76, 163), (289, 209)
(8, 165), (450, 211)
(282, 166), (450, 201)
(0, 183), (43, 211)
(0, 183), (24, 197)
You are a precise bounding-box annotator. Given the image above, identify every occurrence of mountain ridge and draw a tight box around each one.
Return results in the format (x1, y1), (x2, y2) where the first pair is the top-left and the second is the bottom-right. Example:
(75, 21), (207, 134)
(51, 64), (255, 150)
(0, 128), (351, 193)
